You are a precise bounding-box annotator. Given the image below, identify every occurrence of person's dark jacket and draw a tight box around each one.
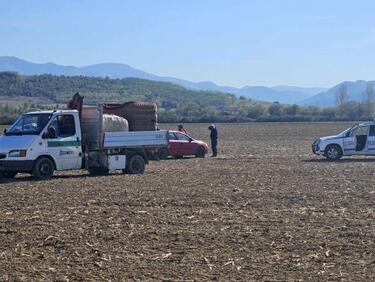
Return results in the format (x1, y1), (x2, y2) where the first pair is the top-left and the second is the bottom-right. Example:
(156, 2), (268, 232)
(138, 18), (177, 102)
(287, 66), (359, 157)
(210, 127), (218, 140)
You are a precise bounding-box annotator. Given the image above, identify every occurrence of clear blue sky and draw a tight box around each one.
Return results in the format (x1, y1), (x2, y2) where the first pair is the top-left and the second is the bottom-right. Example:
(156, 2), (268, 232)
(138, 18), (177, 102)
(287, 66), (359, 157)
(0, 0), (374, 87)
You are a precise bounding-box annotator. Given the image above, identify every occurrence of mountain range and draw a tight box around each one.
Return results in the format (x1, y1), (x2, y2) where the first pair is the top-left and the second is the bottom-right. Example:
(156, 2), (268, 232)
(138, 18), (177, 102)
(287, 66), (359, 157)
(0, 56), (373, 107)
(302, 80), (375, 107)
(0, 56), (327, 104)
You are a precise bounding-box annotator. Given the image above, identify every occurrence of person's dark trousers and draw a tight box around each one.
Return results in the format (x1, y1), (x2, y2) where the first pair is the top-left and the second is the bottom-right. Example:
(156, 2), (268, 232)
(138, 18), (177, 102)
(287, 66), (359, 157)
(211, 139), (217, 156)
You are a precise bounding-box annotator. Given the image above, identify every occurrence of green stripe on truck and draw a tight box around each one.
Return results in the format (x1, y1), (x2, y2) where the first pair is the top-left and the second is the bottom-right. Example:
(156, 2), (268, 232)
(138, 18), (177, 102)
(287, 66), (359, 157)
(47, 141), (81, 147)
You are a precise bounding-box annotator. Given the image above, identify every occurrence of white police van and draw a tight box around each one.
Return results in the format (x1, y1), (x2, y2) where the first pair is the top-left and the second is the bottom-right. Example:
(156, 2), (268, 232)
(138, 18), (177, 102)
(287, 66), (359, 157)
(312, 121), (375, 161)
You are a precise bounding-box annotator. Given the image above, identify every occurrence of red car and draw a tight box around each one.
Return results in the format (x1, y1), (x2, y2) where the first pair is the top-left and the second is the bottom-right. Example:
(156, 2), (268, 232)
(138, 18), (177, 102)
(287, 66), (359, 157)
(159, 130), (208, 159)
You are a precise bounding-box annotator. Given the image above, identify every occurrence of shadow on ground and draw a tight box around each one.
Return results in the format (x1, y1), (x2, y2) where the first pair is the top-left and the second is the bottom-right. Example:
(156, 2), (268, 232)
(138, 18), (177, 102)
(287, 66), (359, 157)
(302, 157), (375, 163)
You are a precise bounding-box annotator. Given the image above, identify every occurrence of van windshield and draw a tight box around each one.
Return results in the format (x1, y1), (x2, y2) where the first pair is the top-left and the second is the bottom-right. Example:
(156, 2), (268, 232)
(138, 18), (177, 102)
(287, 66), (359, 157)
(6, 113), (52, 136)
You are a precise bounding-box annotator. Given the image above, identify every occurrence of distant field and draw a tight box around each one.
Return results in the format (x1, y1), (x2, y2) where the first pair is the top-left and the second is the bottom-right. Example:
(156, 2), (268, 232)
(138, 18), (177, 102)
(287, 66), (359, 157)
(1, 122), (375, 280)
(0, 95), (55, 105)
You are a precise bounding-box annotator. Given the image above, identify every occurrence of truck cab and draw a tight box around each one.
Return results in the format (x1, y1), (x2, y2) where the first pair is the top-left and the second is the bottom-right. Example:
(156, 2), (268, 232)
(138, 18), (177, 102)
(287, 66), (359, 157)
(312, 121), (375, 161)
(0, 110), (83, 178)
(0, 108), (168, 180)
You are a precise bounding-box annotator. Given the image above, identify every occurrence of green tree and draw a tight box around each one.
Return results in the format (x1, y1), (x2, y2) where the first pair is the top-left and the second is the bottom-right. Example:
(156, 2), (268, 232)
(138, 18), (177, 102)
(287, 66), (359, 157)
(362, 83), (375, 119)
(268, 102), (283, 116)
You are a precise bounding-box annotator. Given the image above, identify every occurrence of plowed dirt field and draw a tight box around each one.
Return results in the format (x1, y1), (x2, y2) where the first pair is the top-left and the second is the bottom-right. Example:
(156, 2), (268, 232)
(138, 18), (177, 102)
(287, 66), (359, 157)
(1, 122), (375, 281)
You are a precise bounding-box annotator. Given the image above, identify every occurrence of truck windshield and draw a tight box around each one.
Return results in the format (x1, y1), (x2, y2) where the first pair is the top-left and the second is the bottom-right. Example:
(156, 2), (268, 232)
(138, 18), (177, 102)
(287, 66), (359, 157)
(6, 113), (52, 135)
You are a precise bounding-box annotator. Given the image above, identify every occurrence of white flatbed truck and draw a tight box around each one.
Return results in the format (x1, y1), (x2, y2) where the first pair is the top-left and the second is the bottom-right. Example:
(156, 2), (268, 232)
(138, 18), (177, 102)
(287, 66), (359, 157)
(0, 105), (168, 179)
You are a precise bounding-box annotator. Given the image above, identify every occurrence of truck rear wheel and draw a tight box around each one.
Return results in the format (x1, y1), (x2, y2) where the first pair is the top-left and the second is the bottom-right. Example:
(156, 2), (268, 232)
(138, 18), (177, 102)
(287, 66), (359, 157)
(33, 157), (54, 180)
(1, 171), (17, 179)
(125, 154), (145, 174)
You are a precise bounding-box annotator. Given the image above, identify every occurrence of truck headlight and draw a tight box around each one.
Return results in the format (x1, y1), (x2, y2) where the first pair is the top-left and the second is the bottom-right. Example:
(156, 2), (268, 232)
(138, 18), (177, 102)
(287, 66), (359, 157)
(8, 150), (27, 158)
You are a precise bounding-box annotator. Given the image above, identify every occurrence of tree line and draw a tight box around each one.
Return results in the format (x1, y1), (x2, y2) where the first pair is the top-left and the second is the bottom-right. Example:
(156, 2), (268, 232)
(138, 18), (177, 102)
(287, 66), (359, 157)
(0, 72), (374, 124)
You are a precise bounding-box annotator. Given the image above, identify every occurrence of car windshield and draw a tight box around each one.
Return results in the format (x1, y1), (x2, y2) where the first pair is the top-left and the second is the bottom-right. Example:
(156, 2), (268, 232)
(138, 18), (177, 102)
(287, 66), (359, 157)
(338, 124), (358, 137)
(6, 113), (52, 135)
(176, 132), (191, 141)
(338, 128), (350, 136)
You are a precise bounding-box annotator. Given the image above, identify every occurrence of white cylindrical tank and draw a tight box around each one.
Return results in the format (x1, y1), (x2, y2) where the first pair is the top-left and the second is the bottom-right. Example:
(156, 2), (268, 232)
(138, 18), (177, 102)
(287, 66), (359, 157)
(102, 114), (129, 132)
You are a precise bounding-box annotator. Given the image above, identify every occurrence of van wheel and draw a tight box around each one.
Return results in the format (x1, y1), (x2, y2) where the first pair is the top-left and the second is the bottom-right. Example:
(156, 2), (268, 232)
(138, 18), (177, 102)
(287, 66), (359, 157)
(33, 157), (54, 180)
(125, 154), (145, 174)
(325, 144), (342, 161)
(1, 171), (17, 179)
(195, 146), (206, 158)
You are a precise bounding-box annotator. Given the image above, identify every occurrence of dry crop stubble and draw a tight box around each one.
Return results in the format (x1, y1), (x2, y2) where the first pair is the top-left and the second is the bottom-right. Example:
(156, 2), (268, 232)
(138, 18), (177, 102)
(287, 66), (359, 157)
(1, 122), (375, 280)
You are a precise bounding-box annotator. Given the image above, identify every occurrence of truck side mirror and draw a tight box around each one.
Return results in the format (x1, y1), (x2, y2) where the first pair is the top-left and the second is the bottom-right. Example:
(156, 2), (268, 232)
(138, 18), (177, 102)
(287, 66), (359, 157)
(3, 128), (7, 134)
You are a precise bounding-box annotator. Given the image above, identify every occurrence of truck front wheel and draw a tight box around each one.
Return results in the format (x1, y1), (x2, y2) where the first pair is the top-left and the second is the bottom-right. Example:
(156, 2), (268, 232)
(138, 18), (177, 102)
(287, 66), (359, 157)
(124, 154), (145, 174)
(325, 144), (343, 161)
(33, 157), (54, 180)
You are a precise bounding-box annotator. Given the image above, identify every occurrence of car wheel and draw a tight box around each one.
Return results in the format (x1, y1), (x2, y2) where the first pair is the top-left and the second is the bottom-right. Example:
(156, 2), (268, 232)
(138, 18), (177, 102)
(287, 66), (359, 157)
(124, 154), (145, 174)
(195, 146), (206, 158)
(325, 144), (342, 161)
(1, 171), (17, 179)
(158, 148), (169, 160)
(33, 157), (54, 180)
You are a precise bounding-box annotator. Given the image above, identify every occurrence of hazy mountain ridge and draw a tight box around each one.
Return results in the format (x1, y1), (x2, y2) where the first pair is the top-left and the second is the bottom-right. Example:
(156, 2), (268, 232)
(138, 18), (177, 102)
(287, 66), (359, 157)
(271, 86), (328, 95)
(0, 72), (373, 124)
(0, 56), (326, 104)
(302, 80), (375, 107)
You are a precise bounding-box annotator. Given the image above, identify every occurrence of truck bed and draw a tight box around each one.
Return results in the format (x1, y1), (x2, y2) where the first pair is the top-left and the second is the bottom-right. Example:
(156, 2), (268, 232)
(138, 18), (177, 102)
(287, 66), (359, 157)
(103, 130), (168, 149)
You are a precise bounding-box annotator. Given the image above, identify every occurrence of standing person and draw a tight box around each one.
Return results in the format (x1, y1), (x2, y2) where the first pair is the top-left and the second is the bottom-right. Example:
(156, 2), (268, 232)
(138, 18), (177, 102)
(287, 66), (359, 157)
(178, 124), (187, 134)
(208, 124), (218, 157)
